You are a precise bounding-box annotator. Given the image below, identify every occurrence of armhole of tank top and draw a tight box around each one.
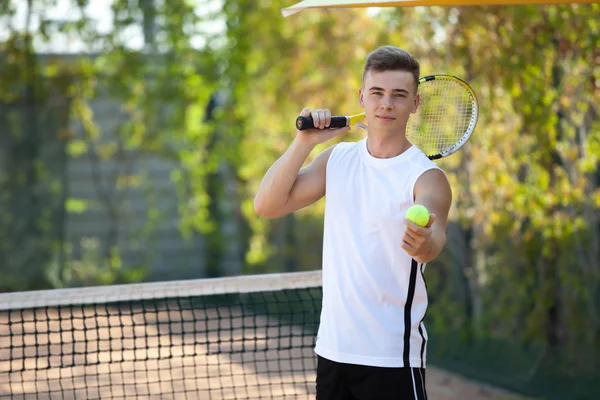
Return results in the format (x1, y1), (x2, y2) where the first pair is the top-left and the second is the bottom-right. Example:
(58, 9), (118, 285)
(409, 166), (445, 203)
(325, 142), (345, 177)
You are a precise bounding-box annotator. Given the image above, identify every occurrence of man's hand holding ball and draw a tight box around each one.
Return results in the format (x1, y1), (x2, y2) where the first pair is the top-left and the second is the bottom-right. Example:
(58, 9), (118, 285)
(402, 204), (436, 259)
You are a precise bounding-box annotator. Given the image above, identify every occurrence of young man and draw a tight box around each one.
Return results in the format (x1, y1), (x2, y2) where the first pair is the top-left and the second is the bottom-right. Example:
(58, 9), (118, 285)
(254, 46), (452, 400)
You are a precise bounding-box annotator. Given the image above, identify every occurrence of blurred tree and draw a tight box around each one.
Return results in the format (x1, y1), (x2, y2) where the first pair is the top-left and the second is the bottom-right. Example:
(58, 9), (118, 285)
(0, 0), (73, 290)
(403, 4), (600, 396)
(0, 0), (221, 288)
(443, 0), (600, 368)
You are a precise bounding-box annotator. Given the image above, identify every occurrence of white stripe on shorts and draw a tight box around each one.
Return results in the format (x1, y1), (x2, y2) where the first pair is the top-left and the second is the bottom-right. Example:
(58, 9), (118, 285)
(411, 368), (418, 399)
(419, 368), (427, 399)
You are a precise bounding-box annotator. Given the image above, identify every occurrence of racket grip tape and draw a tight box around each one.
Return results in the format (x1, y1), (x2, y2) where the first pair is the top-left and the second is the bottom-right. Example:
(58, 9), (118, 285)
(296, 116), (348, 131)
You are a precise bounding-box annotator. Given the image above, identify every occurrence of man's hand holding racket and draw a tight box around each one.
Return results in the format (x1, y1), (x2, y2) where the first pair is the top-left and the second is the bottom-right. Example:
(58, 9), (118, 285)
(254, 107), (348, 219)
(295, 107), (350, 147)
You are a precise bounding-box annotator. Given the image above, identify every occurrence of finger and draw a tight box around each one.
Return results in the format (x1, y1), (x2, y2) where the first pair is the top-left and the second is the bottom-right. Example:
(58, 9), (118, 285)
(403, 231), (416, 246)
(404, 220), (426, 235)
(406, 232), (427, 250)
(312, 109), (325, 129)
(401, 241), (414, 254)
(311, 110), (321, 129)
(425, 213), (436, 228)
(318, 109), (327, 129)
(300, 107), (311, 117)
(324, 109), (332, 128)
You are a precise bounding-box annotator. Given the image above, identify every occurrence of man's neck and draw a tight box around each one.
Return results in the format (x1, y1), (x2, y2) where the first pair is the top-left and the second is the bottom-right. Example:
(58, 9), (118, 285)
(366, 132), (412, 159)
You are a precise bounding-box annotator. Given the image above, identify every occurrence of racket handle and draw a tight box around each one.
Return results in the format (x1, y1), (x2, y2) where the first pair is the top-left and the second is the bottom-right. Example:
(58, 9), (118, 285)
(296, 115), (349, 131)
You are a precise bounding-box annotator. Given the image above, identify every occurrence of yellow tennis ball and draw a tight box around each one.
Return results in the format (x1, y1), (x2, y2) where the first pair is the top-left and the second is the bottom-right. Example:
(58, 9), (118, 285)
(405, 205), (430, 227)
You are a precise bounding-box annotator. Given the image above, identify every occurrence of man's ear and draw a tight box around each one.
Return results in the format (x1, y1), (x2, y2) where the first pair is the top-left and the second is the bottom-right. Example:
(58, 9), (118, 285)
(358, 88), (364, 108)
(411, 92), (420, 114)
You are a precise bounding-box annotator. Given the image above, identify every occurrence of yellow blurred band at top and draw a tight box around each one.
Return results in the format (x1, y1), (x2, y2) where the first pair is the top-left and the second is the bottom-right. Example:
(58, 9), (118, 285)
(282, 0), (598, 17)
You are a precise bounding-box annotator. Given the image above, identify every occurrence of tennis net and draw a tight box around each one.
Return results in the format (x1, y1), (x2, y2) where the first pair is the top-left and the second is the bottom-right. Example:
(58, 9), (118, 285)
(0, 270), (323, 399)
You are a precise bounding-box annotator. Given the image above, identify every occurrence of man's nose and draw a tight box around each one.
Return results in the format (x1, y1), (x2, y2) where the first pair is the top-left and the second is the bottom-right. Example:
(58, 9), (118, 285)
(381, 95), (393, 109)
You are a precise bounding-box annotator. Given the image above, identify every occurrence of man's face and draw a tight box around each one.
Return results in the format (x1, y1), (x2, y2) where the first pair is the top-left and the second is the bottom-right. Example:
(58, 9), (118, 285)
(358, 70), (420, 134)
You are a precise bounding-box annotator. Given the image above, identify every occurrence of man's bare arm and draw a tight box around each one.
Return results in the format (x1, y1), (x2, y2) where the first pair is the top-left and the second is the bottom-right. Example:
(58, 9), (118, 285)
(253, 141), (336, 219)
(401, 169), (452, 263)
(254, 108), (350, 219)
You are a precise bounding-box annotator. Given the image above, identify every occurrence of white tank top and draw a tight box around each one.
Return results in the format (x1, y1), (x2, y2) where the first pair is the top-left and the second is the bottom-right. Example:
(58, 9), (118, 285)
(314, 137), (441, 368)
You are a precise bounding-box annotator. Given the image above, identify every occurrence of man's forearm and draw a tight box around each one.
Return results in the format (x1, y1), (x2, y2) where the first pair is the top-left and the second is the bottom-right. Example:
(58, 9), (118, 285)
(254, 137), (314, 214)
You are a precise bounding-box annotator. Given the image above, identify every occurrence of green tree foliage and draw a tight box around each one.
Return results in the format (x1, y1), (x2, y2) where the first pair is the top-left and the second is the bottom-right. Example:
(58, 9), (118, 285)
(0, 1), (75, 290)
(434, 0), (600, 378)
(0, 0), (220, 288)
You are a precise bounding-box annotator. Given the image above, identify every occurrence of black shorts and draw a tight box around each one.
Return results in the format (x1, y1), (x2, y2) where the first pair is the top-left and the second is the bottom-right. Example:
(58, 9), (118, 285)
(316, 355), (427, 400)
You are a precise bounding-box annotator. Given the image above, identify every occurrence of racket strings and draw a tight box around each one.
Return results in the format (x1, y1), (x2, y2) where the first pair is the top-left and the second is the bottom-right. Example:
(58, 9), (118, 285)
(406, 79), (475, 157)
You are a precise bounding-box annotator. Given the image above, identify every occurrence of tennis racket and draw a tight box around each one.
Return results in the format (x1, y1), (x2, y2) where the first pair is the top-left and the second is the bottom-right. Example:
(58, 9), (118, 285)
(295, 75), (479, 160)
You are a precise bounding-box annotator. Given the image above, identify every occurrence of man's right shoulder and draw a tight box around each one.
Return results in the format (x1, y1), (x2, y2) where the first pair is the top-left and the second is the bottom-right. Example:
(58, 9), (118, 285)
(329, 140), (360, 157)
(322, 141), (360, 170)
(329, 140), (358, 154)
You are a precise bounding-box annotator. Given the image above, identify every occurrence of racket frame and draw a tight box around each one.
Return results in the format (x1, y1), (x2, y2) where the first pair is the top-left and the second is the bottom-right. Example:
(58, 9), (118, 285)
(413, 74), (479, 160)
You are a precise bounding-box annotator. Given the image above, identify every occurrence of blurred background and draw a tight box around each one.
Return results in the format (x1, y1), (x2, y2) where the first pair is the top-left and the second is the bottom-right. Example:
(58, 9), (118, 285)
(0, 0), (598, 399)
